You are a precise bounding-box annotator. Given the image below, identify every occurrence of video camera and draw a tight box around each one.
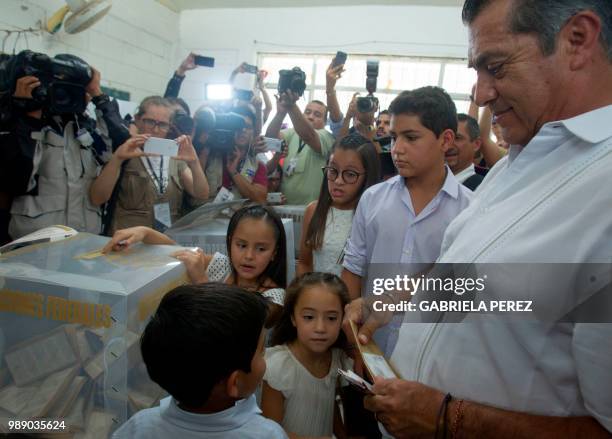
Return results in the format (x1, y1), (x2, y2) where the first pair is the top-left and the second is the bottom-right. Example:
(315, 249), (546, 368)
(193, 107), (246, 153)
(357, 60), (379, 113)
(0, 50), (92, 116)
(278, 67), (307, 97)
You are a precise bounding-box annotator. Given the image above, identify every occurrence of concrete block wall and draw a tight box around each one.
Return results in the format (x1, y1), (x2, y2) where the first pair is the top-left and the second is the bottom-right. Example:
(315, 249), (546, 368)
(1, 0), (181, 104)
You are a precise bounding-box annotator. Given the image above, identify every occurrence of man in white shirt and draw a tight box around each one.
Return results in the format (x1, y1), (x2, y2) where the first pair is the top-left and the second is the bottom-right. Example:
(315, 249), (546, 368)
(346, 0), (612, 437)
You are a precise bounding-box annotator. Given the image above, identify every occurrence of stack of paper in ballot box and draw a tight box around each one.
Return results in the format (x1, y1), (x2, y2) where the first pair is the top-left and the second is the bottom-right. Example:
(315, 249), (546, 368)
(166, 200), (296, 283)
(0, 232), (188, 437)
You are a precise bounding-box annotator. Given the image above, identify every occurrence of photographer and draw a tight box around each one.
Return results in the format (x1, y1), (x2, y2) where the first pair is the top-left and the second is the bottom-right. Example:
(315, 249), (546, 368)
(95, 96), (209, 234)
(337, 93), (381, 152)
(201, 105), (268, 204)
(0, 51), (129, 240)
(265, 70), (335, 205)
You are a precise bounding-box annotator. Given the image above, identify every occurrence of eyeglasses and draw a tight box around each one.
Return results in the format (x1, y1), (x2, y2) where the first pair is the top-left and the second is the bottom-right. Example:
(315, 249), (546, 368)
(141, 118), (170, 132)
(322, 166), (365, 184)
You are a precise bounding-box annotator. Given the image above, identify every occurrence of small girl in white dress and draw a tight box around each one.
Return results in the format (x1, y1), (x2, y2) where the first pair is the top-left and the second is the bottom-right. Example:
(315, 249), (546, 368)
(261, 272), (352, 438)
(298, 133), (381, 276)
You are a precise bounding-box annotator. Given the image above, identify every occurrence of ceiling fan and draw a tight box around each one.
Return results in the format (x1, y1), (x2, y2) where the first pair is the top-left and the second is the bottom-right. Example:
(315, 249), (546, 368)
(46, 0), (112, 34)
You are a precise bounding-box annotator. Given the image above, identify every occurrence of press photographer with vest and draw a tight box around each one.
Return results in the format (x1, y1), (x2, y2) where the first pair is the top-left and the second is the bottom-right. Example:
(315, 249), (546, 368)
(0, 51), (130, 240)
(95, 96), (209, 234)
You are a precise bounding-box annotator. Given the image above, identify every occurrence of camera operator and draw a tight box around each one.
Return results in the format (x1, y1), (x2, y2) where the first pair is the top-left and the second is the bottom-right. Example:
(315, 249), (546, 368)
(0, 51), (130, 240)
(265, 69), (335, 205)
(201, 105), (268, 204)
(93, 96), (209, 234)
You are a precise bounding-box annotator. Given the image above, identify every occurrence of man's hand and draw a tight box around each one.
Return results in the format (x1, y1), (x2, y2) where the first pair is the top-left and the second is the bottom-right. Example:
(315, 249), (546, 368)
(173, 135), (198, 164)
(85, 67), (102, 97)
(177, 53), (197, 76)
(276, 91), (299, 113)
(363, 378), (445, 438)
(13, 76), (41, 99)
(326, 63), (345, 92)
(256, 69), (268, 88)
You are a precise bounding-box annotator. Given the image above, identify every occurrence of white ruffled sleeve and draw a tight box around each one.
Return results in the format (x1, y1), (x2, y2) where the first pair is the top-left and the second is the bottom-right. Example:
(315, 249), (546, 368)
(264, 345), (297, 399)
(206, 252), (231, 282)
(262, 288), (285, 306)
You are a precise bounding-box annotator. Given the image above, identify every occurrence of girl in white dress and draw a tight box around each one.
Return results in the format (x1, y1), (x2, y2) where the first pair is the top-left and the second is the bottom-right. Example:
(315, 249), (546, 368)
(261, 272), (352, 438)
(103, 205), (287, 327)
(298, 133), (381, 276)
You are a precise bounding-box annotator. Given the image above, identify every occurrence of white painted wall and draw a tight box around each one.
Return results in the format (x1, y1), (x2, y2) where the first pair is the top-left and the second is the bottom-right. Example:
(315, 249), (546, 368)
(2, 2), (468, 110)
(177, 5), (469, 110)
(1, 0), (180, 103)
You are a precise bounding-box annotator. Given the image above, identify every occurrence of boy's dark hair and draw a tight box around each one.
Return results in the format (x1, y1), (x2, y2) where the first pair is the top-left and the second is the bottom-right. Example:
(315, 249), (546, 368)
(389, 86), (457, 137)
(226, 204), (287, 288)
(271, 272), (349, 348)
(378, 109), (390, 117)
(457, 113), (481, 141)
(306, 133), (381, 250)
(141, 283), (268, 408)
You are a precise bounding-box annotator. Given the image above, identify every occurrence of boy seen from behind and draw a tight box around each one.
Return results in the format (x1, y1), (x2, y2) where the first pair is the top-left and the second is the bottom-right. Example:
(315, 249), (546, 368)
(113, 283), (287, 439)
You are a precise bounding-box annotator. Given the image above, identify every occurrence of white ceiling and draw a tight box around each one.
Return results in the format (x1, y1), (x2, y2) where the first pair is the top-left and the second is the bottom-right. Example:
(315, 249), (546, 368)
(158, 0), (463, 12)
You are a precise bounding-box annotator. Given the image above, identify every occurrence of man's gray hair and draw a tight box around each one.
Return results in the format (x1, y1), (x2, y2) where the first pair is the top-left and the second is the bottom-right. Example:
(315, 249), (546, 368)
(462, 0), (612, 61)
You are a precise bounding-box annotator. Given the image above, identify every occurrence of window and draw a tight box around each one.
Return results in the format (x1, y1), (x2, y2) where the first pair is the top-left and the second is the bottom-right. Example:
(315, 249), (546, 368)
(258, 52), (477, 129)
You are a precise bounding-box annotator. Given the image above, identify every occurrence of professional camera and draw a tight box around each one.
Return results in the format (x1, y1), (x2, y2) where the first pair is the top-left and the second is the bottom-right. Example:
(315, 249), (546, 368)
(277, 67), (306, 96)
(357, 95), (379, 113)
(365, 60), (379, 94)
(0, 50), (92, 115)
(356, 60), (380, 114)
(169, 108), (194, 138)
(206, 112), (246, 152)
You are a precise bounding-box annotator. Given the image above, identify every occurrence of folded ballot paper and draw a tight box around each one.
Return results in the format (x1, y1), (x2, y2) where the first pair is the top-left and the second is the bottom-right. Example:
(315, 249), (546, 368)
(338, 320), (400, 393)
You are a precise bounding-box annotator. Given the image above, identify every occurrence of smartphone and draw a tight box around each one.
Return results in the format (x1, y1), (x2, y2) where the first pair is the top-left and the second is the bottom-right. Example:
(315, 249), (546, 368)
(144, 137), (178, 156)
(194, 55), (215, 68)
(332, 51), (348, 67)
(263, 137), (283, 152)
(266, 192), (283, 204)
(243, 63), (258, 74)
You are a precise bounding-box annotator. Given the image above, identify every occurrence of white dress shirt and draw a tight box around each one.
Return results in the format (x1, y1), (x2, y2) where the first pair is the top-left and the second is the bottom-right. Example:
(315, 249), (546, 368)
(344, 168), (473, 353)
(390, 105), (612, 432)
(453, 163), (476, 184)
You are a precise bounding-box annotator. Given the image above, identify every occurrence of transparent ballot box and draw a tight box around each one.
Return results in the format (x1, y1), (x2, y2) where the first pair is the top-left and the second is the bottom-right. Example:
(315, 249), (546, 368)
(0, 233), (187, 437)
(271, 205), (306, 259)
(167, 205), (296, 284)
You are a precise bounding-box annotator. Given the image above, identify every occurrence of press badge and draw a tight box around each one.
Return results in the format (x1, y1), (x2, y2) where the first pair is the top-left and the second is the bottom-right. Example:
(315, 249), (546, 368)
(213, 186), (235, 204)
(285, 157), (298, 177)
(153, 202), (172, 232)
(76, 128), (94, 147)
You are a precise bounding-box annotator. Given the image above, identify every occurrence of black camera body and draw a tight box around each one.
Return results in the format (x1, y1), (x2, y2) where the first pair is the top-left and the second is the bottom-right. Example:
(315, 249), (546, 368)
(365, 60), (379, 94)
(207, 112), (246, 152)
(169, 109), (194, 138)
(357, 96), (379, 113)
(2, 50), (92, 115)
(277, 67), (307, 96)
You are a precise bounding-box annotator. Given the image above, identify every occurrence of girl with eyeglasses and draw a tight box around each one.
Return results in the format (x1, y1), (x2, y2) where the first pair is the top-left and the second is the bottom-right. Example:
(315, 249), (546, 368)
(297, 133), (381, 276)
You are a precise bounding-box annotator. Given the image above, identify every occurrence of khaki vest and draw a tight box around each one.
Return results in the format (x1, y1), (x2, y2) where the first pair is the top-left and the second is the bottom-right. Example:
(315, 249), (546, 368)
(110, 157), (184, 233)
(9, 122), (101, 239)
